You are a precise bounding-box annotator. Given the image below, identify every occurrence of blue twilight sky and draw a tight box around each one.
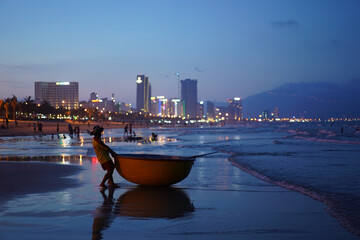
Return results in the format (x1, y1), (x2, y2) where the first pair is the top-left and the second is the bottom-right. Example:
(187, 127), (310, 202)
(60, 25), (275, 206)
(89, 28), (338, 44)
(0, 0), (360, 105)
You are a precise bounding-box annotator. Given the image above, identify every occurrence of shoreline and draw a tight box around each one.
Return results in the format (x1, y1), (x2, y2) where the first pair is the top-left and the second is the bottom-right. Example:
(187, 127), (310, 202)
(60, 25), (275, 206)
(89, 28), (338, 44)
(229, 158), (360, 237)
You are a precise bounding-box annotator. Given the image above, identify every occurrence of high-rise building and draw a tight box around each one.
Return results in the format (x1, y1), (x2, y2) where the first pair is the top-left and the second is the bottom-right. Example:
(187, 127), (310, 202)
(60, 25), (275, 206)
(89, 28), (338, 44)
(88, 92), (118, 113)
(228, 97), (243, 121)
(150, 96), (183, 118)
(199, 101), (205, 118)
(136, 74), (151, 112)
(206, 101), (215, 119)
(169, 98), (182, 117)
(181, 79), (198, 118)
(150, 96), (167, 117)
(262, 110), (270, 120)
(35, 81), (79, 109)
(273, 107), (279, 119)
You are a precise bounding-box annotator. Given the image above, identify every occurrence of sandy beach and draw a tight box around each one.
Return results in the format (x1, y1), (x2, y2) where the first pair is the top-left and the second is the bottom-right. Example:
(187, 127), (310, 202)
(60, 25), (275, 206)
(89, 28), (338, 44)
(0, 156), (357, 240)
(0, 162), (83, 209)
(0, 119), (128, 137)
(0, 124), (358, 239)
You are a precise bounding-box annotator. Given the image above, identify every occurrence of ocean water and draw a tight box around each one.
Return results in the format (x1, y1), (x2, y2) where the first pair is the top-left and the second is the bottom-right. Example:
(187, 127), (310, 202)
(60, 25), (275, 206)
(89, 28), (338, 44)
(0, 122), (359, 239)
(212, 122), (360, 235)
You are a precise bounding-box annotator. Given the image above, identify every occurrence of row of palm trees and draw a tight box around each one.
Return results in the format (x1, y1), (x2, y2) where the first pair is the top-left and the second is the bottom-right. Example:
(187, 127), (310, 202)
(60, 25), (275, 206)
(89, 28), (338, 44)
(0, 95), (18, 120)
(0, 95), (100, 121)
(0, 95), (151, 122)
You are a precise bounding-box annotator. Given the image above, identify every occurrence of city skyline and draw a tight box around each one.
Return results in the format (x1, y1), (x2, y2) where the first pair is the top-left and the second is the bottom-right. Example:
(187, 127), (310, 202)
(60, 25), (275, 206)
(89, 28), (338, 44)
(1, 0), (360, 104)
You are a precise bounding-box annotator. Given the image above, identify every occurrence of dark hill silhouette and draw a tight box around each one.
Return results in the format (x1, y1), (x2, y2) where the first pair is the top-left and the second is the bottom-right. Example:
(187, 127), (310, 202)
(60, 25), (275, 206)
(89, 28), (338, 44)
(243, 80), (360, 118)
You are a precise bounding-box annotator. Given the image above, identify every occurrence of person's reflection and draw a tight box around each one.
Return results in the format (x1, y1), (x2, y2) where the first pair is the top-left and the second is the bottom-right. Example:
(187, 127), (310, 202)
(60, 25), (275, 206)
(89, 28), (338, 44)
(92, 188), (115, 240)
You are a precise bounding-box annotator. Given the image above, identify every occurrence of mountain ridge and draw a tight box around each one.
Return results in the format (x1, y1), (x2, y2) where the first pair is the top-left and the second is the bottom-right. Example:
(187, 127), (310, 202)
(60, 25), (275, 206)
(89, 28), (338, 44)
(242, 80), (360, 118)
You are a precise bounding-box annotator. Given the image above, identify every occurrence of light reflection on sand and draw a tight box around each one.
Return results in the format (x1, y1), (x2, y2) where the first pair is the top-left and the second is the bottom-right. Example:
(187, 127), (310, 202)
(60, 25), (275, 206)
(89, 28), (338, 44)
(0, 155), (89, 165)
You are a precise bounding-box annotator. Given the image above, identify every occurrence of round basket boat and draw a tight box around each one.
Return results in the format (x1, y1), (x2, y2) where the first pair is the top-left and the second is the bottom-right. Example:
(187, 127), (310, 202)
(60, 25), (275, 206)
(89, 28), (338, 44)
(115, 154), (195, 186)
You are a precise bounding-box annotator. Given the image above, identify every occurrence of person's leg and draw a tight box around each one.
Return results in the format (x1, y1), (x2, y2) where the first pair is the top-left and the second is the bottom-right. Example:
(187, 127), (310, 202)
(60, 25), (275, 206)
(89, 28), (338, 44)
(107, 168), (119, 188)
(100, 169), (111, 188)
(107, 168), (114, 185)
(101, 161), (119, 188)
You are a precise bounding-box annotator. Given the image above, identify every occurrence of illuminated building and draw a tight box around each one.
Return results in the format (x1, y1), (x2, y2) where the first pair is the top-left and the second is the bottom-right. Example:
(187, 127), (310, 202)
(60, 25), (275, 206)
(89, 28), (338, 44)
(150, 97), (183, 117)
(121, 102), (132, 113)
(150, 97), (158, 116)
(206, 101), (215, 119)
(35, 81), (79, 109)
(273, 107), (279, 118)
(169, 98), (182, 117)
(89, 92), (118, 113)
(157, 96), (167, 117)
(136, 74), (151, 112)
(199, 101), (204, 118)
(181, 79), (198, 118)
(261, 110), (270, 120)
(150, 96), (167, 117)
(228, 97), (243, 121)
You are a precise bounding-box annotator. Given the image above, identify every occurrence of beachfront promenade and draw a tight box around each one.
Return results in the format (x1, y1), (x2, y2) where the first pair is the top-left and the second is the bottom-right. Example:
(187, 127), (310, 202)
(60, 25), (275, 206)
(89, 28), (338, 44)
(0, 119), (127, 137)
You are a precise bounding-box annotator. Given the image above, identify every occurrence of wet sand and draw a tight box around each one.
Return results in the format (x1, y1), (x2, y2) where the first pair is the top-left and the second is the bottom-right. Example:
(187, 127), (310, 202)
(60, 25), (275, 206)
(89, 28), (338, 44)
(0, 162), (83, 209)
(0, 157), (357, 239)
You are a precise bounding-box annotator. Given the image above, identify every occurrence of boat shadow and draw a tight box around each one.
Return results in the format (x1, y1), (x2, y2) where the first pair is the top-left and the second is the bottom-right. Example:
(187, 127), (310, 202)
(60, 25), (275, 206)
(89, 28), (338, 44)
(114, 186), (195, 219)
(92, 186), (194, 239)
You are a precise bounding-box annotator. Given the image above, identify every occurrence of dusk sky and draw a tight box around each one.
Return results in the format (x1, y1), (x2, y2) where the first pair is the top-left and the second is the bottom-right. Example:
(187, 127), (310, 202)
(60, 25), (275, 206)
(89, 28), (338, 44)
(1, 0), (359, 105)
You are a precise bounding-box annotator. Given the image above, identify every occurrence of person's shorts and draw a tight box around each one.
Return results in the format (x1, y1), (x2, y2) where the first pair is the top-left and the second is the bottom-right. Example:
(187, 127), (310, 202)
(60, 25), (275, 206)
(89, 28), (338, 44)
(101, 160), (115, 171)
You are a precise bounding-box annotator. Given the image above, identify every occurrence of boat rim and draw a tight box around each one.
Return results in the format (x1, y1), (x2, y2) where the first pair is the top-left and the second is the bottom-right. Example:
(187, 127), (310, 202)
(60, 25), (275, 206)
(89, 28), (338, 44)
(116, 154), (195, 162)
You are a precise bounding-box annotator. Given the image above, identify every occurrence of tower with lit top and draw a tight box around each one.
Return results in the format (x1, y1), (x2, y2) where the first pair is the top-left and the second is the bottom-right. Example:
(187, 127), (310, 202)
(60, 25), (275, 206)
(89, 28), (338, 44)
(136, 74), (151, 112)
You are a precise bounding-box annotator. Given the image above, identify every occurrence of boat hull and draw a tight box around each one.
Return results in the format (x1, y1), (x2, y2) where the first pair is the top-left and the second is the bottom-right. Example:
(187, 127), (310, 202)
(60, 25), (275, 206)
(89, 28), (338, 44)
(115, 154), (195, 186)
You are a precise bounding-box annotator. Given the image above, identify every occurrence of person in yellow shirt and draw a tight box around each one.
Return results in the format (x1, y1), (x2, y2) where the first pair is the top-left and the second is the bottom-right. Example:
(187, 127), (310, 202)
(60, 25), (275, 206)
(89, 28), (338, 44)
(90, 125), (119, 188)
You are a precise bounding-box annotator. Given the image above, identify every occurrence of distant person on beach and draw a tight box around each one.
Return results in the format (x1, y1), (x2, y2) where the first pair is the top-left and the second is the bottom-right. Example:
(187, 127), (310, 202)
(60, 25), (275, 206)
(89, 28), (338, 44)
(5, 118), (8, 128)
(33, 123), (36, 132)
(151, 132), (158, 141)
(129, 124), (133, 136)
(124, 124), (128, 137)
(68, 123), (73, 137)
(38, 122), (43, 133)
(75, 126), (80, 137)
(56, 123), (59, 132)
(69, 126), (74, 138)
(91, 125), (119, 189)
